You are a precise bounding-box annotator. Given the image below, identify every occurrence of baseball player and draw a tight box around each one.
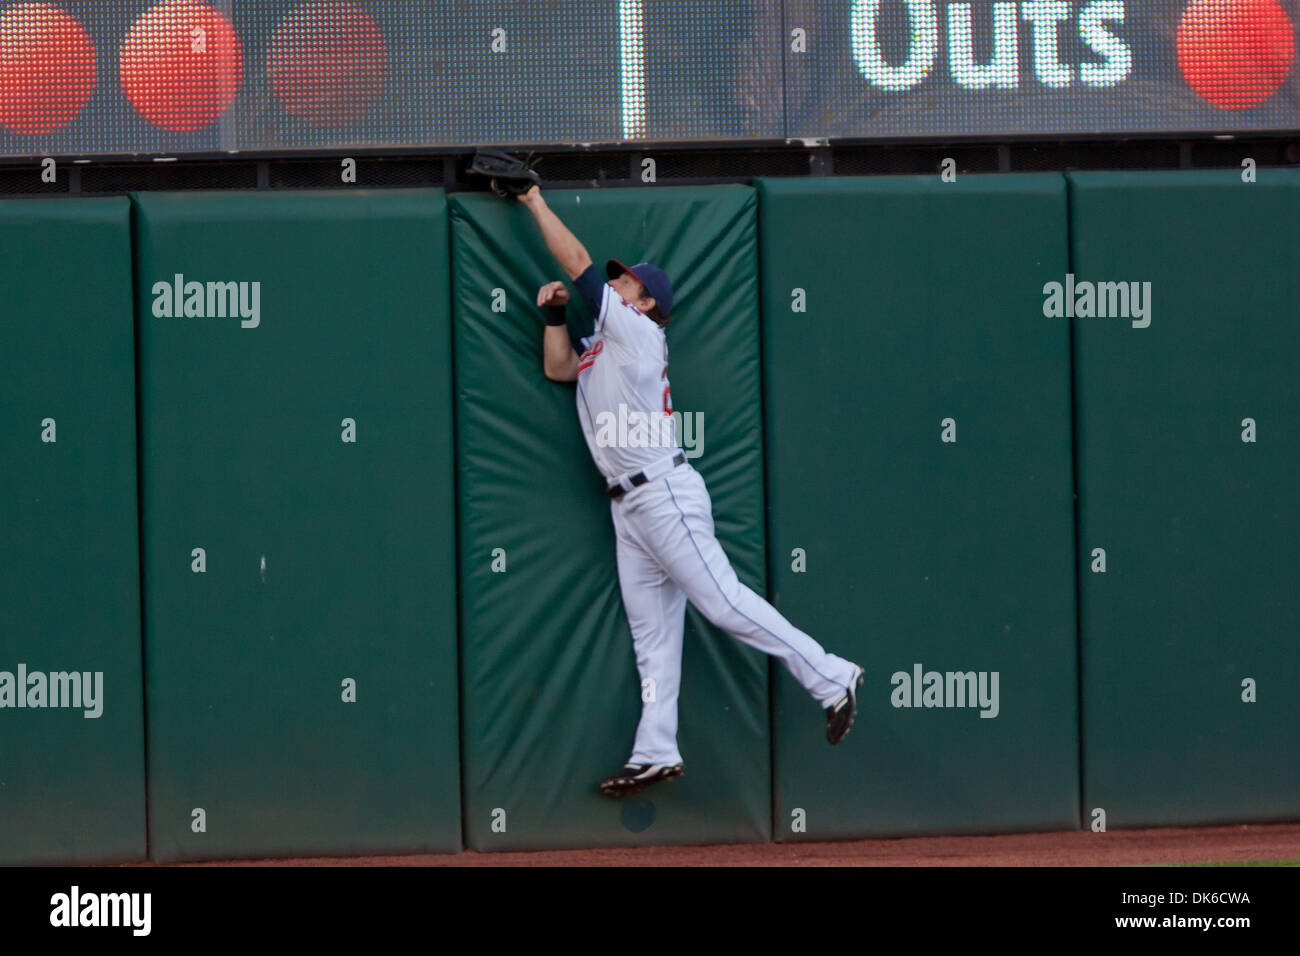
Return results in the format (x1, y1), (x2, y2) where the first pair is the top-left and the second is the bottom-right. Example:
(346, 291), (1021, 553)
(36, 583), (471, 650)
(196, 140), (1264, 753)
(517, 184), (863, 798)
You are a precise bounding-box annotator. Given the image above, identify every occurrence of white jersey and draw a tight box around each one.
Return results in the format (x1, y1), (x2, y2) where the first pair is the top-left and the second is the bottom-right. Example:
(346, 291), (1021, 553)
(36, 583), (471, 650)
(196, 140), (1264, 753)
(574, 280), (678, 481)
(556, 267), (861, 776)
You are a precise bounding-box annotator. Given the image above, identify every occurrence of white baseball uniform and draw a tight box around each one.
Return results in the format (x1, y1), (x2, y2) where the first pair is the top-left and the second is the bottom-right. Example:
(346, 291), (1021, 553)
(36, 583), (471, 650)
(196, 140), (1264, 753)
(569, 264), (860, 767)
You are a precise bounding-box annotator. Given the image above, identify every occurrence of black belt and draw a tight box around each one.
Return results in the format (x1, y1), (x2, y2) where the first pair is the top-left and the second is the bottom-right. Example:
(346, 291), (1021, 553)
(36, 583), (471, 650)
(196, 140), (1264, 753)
(607, 451), (686, 499)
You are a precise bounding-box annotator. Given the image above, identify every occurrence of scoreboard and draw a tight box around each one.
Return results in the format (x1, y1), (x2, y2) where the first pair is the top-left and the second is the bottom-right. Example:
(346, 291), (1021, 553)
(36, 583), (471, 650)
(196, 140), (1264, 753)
(0, 0), (1296, 159)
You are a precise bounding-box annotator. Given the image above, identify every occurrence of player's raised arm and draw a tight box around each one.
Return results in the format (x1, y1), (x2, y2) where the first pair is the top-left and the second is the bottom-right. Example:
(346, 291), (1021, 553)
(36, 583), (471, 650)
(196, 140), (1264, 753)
(518, 186), (594, 281)
(537, 280), (579, 382)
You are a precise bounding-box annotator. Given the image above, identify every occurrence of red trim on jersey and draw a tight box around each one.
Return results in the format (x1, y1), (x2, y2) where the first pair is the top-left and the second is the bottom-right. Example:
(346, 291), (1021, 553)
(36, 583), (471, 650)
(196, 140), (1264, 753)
(577, 339), (603, 375)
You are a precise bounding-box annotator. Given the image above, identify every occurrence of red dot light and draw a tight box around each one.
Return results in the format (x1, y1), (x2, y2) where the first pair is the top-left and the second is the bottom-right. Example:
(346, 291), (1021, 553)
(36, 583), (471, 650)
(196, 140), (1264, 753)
(1177, 0), (1296, 110)
(0, 2), (96, 135)
(120, 0), (243, 132)
(269, 0), (386, 128)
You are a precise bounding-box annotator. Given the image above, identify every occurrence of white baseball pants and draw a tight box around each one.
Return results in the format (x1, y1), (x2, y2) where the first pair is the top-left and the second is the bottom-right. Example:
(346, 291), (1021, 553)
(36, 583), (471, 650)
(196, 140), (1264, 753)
(610, 461), (860, 767)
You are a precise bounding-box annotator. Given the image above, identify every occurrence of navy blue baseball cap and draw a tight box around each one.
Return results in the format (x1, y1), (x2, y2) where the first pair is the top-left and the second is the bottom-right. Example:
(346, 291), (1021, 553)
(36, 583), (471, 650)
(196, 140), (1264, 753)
(606, 259), (673, 319)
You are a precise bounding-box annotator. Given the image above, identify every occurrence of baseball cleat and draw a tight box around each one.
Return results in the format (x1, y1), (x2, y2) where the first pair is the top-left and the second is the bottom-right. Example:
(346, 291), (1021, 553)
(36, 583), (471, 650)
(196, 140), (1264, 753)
(826, 666), (864, 745)
(598, 762), (684, 797)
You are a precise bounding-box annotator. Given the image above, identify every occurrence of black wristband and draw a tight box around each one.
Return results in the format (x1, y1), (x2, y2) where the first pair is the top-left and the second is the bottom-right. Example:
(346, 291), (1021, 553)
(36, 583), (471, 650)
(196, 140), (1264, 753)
(545, 304), (566, 326)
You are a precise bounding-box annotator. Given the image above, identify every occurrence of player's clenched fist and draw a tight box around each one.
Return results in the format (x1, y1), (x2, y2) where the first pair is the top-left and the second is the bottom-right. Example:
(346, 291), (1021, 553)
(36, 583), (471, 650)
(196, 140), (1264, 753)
(536, 280), (569, 308)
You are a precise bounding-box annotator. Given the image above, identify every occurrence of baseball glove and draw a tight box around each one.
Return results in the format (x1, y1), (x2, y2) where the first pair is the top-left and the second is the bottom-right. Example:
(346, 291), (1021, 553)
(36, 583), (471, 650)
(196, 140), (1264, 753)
(468, 148), (542, 198)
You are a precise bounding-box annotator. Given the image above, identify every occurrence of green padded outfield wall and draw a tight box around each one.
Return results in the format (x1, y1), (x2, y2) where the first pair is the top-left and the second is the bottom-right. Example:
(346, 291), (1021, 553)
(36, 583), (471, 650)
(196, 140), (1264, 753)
(452, 186), (770, 850)
(758, 176), (1080, 840)
(134, 191), (460, 861)
(0, 198), (146, 865)
(1069, 171), (1300, 827)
